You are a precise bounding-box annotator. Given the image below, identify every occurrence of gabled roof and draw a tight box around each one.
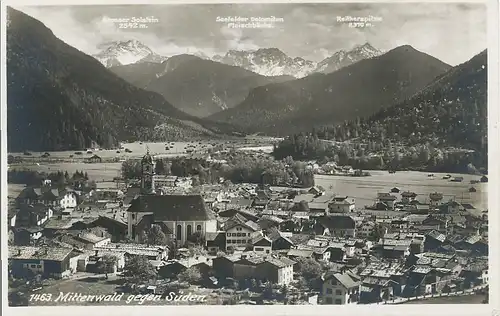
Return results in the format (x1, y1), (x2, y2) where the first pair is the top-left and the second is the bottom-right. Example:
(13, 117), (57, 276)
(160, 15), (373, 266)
(127, 194), (215, 221)
(287, 248), (314, 258)
(323, 272), (360, 289)
(253, 235), (272, 246)
(260, 257), (296, 268)
(316, 216), (355, 230)
(224, 214), (261, 232)
(9, 246), (74, 261)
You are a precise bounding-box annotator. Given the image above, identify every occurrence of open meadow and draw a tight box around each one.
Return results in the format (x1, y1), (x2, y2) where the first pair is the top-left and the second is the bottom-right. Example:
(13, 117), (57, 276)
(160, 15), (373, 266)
(315, 171), (488, 212)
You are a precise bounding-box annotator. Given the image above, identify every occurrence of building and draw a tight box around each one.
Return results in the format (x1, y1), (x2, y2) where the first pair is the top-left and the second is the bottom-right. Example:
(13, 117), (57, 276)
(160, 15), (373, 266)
(13, 227), (44, 245)
(84, 154), (102, 163)
(15, 204), (54, 228)
(357, 221), (378, 239)
(223, 214), (261, 251)
(213, 253), (296, 285)
(328, 196), (355, 213)
(9, 246), (77, 279)
(401, 192), (418, 204)
(377, 193), (397, 209)
(127, 194), (217, 246)
(95, 243), (168, 261)
(321, 272), (361, 304)
(16, 187), (78, 209)
(429, 192), (444, 207)
(253, 236), (272, 254)
(314, 216), (356, 238)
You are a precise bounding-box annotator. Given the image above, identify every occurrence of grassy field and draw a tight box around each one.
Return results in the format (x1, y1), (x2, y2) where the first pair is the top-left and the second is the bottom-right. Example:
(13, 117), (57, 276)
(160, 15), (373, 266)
(10, 138), (276, 161)
(315, 170), (488, 211)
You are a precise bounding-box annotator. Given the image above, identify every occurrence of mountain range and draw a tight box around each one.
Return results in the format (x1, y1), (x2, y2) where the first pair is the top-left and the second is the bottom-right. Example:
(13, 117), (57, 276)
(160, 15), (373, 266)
(95, 40), (382, 78)
(364, 49), (487, 152)
(208, 45), (452, 135)
(109, 55), (294, 117)
(6, 8), (231, 152)
(93, 39), (168, 67)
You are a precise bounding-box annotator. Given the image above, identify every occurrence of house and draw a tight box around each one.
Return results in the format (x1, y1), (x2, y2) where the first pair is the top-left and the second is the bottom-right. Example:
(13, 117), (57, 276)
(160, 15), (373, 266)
(212, 254), (239, 278)
(373, 238), (412, 259)
(9, 246), (77, 279)
(13, 227), (44, 245)
(429, 192), (444, 207)
(390, 187), (400, 193)
(308, 186), (325, 196)
(358, 262), (406, 303)
(328, 197), (355, 213)
(205, 232), (226, 254)
(214, 253), (295, 285)
(256, 256), (296, 285)
(321, 272), (361, 304)
(90, 215), (128, 242)
(401, 191), (418, 204)
(450, 176), (464, 182)
(16, 187), (78, 209)
(314, 216), (356, 238)
(127, 194), (217, 246)
(424, 230), (446, 252)
(85, 154), (102, 163)
(377, 193), (397, 209)
(357, 221), (378, 239)
(257, 215), (284, 231)
(253, 236), (272, 254)
(95, 243), (168, 261)
(223, 214), (261, 251)
(287, 248), (314, 260)
(15, 204), (54, 228)
(267, 228), (294, 250)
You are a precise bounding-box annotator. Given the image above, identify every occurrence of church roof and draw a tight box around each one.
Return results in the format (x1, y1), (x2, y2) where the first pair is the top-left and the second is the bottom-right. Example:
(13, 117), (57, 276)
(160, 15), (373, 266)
(127, 194), (215, 222)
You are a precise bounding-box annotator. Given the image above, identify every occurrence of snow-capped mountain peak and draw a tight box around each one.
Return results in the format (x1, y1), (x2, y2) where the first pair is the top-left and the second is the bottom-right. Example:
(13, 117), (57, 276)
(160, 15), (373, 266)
(213, 48), (317, 78)
(315, 42), (382, 74)
(93, 40), (168, 68)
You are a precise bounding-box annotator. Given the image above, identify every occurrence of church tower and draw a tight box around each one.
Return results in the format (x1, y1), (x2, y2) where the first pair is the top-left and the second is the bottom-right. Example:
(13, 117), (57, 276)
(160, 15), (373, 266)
(141, 147), (154, 194)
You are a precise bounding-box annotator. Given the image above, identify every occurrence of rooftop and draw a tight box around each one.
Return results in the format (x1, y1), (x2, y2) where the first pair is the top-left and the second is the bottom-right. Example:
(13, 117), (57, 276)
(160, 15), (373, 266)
(9, 246), (74, 261)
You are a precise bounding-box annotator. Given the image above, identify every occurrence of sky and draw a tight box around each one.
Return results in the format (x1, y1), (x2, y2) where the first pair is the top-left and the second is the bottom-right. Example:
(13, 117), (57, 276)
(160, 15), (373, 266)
(13, 3), (487, 65)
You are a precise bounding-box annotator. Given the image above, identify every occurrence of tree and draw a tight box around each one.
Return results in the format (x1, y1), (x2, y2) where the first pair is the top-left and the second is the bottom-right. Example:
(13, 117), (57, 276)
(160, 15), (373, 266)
(123, 256), (157, 284)
(155, 159), (166, 175)
(295, 258), (322, 290)
(178, 267), (203, 284)
(146, 225), (166, 245)
(97, 255), (118, 278)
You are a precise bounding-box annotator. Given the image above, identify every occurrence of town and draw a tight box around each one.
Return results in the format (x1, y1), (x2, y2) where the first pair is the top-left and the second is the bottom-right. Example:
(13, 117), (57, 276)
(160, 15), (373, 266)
(7, 146), (489, 306)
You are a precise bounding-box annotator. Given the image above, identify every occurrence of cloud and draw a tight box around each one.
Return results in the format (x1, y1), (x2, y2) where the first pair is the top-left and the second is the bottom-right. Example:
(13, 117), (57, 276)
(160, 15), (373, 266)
(13, 3), (487, 65)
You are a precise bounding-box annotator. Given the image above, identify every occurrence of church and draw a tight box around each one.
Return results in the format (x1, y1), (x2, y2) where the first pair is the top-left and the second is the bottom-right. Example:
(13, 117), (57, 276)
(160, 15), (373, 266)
(127, 149), (217, 246)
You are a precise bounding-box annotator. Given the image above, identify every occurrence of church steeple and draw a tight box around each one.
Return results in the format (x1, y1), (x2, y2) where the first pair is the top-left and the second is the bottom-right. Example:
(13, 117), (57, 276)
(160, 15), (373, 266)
(141, 147), (154, 194)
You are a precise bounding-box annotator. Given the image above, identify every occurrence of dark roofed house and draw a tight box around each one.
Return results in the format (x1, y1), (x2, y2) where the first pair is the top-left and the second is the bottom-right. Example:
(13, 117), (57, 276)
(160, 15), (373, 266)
(205, 232), (226, 254)
(127, 194), (217, 247)
(314, 216), (356, 238)
(401, 191), (418, 204)
(390, 187), (400, 193)
(15, 204), (54, 228)
(268, 228), (294, 250)
(85, 154), (102, 163)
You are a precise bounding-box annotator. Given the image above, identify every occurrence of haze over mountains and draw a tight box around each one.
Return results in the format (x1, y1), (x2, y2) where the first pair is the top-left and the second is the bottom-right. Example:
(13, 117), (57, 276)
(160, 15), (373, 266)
(109, 55), (294, 117)
(6, 8), (229, 152)
(209, 45), (452, 135)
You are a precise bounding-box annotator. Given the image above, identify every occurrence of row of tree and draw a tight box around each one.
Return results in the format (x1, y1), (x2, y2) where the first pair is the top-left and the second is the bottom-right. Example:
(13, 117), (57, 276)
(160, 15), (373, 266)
(7, 169), (92, 186)
(121, 152), (315, 187)
(273, 132), (486, 174)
